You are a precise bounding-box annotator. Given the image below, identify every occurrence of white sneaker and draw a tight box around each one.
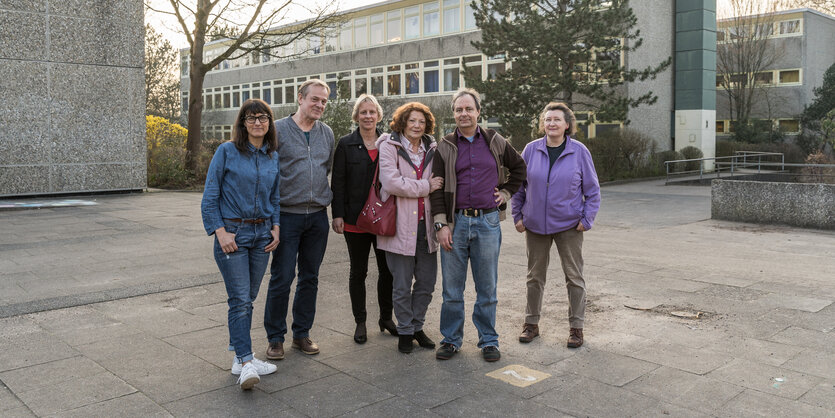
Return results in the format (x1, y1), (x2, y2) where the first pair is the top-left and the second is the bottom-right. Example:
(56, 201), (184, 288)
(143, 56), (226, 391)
(237, 362), (260, 390)
(232, 357), (277, 376)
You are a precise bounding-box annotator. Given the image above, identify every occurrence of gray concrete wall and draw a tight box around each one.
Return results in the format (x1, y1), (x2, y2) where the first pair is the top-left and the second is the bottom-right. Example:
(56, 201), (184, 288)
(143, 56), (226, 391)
(627, 0), (675, 150)
(0, 1), (146, 196)
(711, 179), (835, 229)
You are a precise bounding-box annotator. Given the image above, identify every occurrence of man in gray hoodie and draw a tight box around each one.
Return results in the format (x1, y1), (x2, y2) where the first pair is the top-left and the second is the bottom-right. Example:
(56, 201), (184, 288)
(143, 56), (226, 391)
(264, 79), (335, 359)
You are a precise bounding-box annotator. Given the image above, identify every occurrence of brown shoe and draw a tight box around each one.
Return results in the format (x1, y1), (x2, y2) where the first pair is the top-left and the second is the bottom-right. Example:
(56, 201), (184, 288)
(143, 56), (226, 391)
(292, 337), (320, 355)
(567, 328), (584, 348)
(519, 323), (539, 343)
(266, 342), (284, 360)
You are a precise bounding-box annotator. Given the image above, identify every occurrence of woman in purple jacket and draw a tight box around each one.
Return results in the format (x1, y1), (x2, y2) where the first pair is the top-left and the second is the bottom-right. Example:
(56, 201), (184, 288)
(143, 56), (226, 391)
(511, 102), (600, 349)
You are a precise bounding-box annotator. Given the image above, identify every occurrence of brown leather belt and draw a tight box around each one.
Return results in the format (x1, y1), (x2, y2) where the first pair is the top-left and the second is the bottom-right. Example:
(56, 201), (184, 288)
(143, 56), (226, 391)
(224, 218), (267, 224)
(456, 207), (499, 217)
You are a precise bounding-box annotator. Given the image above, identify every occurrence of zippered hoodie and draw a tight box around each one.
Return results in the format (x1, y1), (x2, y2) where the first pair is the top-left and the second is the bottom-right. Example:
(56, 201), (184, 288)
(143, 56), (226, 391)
(511, 136), (600, 234)
(274, 114), (335, 214)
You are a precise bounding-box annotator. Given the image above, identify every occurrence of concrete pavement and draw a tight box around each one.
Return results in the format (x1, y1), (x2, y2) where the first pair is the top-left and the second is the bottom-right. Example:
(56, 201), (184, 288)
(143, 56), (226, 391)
(0, 180), (833, 417)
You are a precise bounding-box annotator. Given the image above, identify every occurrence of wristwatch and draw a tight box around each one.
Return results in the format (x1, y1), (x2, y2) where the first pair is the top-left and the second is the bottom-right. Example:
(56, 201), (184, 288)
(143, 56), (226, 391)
(434, 222), (447, 232)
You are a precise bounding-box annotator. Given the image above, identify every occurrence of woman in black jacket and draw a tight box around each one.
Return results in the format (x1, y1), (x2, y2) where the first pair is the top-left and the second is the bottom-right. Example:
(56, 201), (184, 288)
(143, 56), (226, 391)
(331, 94), (398, 343)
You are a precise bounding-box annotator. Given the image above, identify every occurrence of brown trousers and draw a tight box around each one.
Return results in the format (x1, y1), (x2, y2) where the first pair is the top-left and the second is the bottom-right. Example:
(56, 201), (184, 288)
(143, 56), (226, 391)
(524, 228), (585, 329)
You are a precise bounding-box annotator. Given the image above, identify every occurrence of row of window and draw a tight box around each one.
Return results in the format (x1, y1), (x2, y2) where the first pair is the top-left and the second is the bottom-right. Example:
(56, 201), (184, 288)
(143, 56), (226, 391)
(184, 0), (479, 76)
(185, 54), (510, 112)
(715, 119), (800, 134)
(716, 69), (802, 89)
(716, 17), (802, 42)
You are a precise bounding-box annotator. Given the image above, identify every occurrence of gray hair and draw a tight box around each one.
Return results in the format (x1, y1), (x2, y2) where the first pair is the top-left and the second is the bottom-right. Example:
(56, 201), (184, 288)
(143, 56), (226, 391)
(298, 79), (330, 99)
(451, 87), (481, 111)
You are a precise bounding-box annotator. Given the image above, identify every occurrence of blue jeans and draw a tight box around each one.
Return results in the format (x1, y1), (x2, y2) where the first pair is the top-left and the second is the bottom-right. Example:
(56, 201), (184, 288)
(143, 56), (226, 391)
(264, 210), (329, 343)
(439, 211), (502, 349)
(214, 221), (272, 363)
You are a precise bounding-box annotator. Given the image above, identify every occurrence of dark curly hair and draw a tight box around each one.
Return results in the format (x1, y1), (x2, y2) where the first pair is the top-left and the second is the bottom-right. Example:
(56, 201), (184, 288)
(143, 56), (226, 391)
(389, 102), (435, 136)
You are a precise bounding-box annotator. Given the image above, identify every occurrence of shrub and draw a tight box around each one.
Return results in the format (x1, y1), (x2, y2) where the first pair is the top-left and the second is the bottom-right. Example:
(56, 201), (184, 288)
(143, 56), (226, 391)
(146, 115), (190, 188)
(579, 128), (662, 181)
(731, 119), (784, 144)
(715, 139), (806, 163)
(678, 146), (704, 171)
(651, 149), (683, 173)
(800, 152), (835, 184)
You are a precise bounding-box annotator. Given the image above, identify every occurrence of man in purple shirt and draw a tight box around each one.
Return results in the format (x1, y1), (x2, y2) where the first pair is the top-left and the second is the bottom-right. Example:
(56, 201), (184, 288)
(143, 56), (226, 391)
(430, 88), (526, 362)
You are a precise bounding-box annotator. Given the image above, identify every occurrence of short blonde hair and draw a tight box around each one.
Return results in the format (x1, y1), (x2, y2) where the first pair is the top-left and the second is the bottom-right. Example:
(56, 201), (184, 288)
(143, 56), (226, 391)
(351, 94), (383, 123)
(298, 79), (330, 99)
(538, 102), (577, 136)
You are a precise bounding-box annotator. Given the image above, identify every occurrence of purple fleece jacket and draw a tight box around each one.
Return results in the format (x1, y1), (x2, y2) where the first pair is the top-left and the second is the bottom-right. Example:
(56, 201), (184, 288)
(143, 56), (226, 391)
(511, 136), (601, 234)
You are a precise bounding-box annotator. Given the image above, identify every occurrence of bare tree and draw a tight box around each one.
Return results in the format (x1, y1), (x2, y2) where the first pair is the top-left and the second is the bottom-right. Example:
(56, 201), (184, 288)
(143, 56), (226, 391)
(145, 24), (181, 122)
(145, 0), (340, 173)
(783, 0), (835, 15)
(716, 0), (786, 125)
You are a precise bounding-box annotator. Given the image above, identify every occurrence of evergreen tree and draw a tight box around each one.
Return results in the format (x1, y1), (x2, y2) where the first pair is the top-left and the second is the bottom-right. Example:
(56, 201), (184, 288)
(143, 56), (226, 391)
(466, 0), (671, 143)
(802, 62), (835, 124)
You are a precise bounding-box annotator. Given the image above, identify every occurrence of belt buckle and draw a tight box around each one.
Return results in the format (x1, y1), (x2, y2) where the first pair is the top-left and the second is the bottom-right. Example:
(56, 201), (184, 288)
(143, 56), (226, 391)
(472, 209), (479, 217)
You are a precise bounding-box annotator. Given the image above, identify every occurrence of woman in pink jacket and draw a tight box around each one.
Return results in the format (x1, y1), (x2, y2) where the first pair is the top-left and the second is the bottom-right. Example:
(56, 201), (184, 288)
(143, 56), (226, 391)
(377, 102), (444, 354)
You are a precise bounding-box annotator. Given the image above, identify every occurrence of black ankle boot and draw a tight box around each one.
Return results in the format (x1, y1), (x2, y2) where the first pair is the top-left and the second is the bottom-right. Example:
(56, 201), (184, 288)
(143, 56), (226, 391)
(379, 318), (399, 336)
(353, 322), (367, 344)
(398, 334), (414, 353)
(413, 330), (436, 348)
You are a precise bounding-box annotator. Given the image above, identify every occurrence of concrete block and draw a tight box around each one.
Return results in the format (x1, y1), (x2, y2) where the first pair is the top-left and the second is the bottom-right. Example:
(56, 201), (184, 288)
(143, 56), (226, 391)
(48, 16), (143, 67)
(550, 349), (660, 387)
(431, 390), (563, 416)
(720, 389), (831, 417)
(0, 0), (46, 12)
(631, 342), (732, 375)
(0, 166), (50, 196)
(26, 305), (142, 347)
(278, 373), (392, 417)
(707, 358), (823, 400)
(56, 392), (172, 418)
(352, 397), (437, 417)
(162, 385), (292, 416)
(712, 180), (835, 230)
(769, 326), (835, 352)
(0, 11), (46, 60)
(532, 375), (659, 417)
(702, 336), (804, 367)
(781, 349), (835, 380)
(49, 0), (142, 22)
(625, 366), (744, 415)
(799, 383), (835, 412)
(0, 356), (106, 392)
(12, 371), (136, 416)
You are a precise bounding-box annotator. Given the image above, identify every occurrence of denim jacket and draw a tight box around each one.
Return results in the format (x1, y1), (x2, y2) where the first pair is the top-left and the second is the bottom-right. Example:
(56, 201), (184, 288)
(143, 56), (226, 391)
(201, 141), (281, 235)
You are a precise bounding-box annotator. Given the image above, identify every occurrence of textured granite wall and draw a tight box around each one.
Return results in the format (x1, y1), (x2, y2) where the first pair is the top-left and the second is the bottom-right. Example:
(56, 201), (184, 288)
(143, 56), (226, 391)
(711, 180), (835, 230)
(0, 1), (146, 196)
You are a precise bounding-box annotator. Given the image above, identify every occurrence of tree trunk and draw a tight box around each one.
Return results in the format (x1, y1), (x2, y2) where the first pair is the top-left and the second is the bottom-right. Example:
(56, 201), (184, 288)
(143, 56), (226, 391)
(185, 65), (206, 174)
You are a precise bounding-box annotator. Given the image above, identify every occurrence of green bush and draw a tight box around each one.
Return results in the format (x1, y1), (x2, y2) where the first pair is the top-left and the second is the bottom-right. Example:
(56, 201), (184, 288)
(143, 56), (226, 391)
(715, 139), (806, 163)
(731, 119), (785, 144)
(679, 146), (704, 171)
(652, 149), (683, 173)
(579, 128), (663, 181)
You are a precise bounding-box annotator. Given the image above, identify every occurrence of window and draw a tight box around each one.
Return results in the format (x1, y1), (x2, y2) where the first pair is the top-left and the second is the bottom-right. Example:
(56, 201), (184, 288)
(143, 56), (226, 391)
(423, 2), (440, 36)
(273, 87), (282, 104)
(223, 93), (231, 108)
(338, 72), (351, 99)
(324, 30), (337, 52)
(443, 0), (460, 33)
(370, 14), (384, 45)
(443, 58), (460, 91)
(487, 62), (505, 80)
(327, 81), (337, 99)
(754, 71), (773, 85)
(232, 91), (240, 108)
(716, 120), (725, 133)
(355, 17), (368, 48)
(595, 124), (620, 136)
(262, 88), (271, 104)
(779, 19), (800, 35)
(406, 63), (420, 94)
(371, 67), (384, 95)
(424, 60), (439, 93)
(340, 24), (352, 50)
(181, 92), (188, 112)
(181, 55), (189, 76)
(387, 11), (402, 42)
(251, 89), (260, 100)
(310, 36), (321, 55)
(779, 70), (800, 84)
(285, 86), (295, 104)
(716, 30), (725, 42)
(464, 1), (476, 29)
(355, 69), (368, 97)
(464, 55), (482, 85)
(405, 6), (420, 39)
(387, 65), (401, 96)
(779, 119), (799, 133)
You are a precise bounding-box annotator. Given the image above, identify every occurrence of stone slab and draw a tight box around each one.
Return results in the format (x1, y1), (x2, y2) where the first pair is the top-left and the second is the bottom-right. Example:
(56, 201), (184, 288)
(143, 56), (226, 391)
(277, 373), (393, 417)
(798, 382), (835, 412)
(347, 396), (439, 417)
(54, 392), (172, 418)
(12, 371), (135, 416)
(768, 326), (835, 352)
(532, 375), (659, 417)
(624, 366), (745, 415)
(549, 349), (660, 387)
(631, 341), (733, 375)
(430, 390), (564, 417)
(702, 335), (805, 367)
(162, 384), (293, 417)
(707, 358), (823, 400)
(781, 349), (835, 380)
(719, 389), (832, 417)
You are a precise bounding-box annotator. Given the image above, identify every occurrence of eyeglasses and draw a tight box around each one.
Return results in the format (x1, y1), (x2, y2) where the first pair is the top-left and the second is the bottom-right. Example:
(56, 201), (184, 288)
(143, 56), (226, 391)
(244, 115), (270, 124)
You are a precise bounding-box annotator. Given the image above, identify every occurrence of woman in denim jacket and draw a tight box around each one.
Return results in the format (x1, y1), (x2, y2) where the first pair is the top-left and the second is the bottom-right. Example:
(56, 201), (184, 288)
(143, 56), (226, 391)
(201, 99), (281, 390)
(511, 102), (601, 349)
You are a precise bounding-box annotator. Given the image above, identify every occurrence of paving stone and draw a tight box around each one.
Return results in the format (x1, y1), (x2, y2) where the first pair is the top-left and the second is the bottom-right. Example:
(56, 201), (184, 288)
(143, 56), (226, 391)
(162, 384), (293, 417)
(26, 305), (142, 347)
(162, 326), (231, 371)
(760, 307), (835, 333)
(341, 396), (439, 417)
(0, 326), (78, 372)
(369, 364), (480, 409)
(549, 349), (660, 387)
(319, 343), (427, 383)
(92, 302), (221, 339)
(625, 366), (744, 415)
(756, 293), (833, 313)
(640, 402), (712, 418)
(0, 356), (108, 393)
(0, 381), (26, 412)
(693, 274), (761, 288)
(702, 335), (805, 367)
(255, 353), (341, 394)
(781, 349), (835, 380)
(532, 375), (659, 417)
(719, 389), (831, 417)
(768, 326), (835, 353)
(51, 392), (172, 418)
(430, 389), (564, 417)
(2, 406), (36, 418)
(13, 371), (136, 416)
(278, 373), (393, 417)
(631, 341), (733, 375)
(798, 382), (835, 412)
(706, 358), (823, 400)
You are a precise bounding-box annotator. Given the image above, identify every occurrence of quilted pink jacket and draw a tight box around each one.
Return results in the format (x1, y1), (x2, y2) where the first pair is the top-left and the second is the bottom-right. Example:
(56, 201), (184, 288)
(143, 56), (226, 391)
(375, 133), (439, 256)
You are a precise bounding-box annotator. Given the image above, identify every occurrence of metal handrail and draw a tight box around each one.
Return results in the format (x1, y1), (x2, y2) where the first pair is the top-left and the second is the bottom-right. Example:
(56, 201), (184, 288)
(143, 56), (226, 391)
(665, 152), (787, 183)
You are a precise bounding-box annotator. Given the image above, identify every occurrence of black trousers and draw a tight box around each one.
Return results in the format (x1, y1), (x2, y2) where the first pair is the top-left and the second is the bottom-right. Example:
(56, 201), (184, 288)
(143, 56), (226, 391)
(344, 231), (394, 323)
